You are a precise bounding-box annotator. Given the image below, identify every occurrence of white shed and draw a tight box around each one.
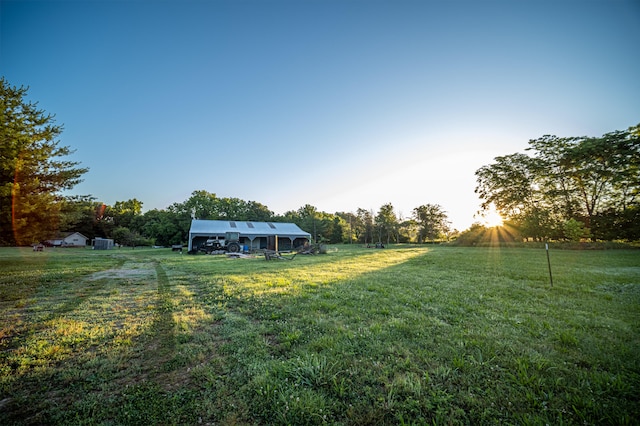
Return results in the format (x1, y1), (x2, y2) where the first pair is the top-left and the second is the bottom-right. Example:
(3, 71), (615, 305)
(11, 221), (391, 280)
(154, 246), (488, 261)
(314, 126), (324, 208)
(188, 220), (311, 252)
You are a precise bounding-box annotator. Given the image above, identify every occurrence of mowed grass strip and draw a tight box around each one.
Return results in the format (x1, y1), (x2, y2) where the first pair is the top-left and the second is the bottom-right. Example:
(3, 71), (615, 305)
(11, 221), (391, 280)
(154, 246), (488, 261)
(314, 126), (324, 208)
(0, 245), (638, 425)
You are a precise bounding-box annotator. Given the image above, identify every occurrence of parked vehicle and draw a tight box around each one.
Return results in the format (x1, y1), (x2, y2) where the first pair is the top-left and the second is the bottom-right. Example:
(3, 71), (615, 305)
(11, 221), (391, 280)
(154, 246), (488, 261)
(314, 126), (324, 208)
(198, 231), (242, 254)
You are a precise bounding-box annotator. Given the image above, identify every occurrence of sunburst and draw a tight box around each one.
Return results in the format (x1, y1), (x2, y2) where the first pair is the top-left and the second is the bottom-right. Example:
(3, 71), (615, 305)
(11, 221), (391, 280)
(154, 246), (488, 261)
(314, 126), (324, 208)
(482, 206), (504, 227)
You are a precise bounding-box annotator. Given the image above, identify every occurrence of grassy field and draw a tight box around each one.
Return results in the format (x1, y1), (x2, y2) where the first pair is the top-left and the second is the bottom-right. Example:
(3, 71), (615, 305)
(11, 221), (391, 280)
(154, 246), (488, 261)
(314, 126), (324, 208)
(0, 244), (638, 425)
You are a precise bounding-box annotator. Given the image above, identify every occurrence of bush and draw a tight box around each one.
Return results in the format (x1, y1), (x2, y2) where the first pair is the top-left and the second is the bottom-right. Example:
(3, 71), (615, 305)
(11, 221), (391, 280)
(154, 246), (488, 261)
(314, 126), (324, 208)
(563, 218), (591, 241)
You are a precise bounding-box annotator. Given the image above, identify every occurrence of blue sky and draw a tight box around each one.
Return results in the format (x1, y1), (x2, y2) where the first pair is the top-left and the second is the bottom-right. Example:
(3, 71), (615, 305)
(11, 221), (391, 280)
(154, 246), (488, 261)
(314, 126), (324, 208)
(2, 0), (639, 230)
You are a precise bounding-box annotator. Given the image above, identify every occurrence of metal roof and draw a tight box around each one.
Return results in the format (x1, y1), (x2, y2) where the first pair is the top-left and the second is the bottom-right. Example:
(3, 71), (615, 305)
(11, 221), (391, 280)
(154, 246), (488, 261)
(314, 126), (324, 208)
(188, 219), (311, 239)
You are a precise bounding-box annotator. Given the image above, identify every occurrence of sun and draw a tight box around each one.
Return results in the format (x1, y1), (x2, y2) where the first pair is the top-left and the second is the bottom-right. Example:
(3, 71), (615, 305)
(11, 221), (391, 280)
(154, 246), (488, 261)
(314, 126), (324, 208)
(482, 206), (504, 227)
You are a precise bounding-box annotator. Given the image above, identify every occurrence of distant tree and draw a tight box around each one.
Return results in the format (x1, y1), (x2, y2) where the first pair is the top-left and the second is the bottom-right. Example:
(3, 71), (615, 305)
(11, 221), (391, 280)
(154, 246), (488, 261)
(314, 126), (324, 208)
(412, 204), (450, 242)
(0, 78), (88, 245)
(356, 208), (374, 244)
(179, 190), (220, 219)
(398, 217), (418, 243)
(336, 211), (357, 243)
(375, 203), (398, 244)
(280, 205), (350, 243)
(140, 209), (183, 246)
(111, 226), (132, 246)
(112, 198), (143, 229)
(167, 190), (221, 242)
(243, 200), (274, 221)
(58, 195), (107, 240)
(330, 215), (348, 243)
(170, 190), (274, 223)
(111, 226), (149, 248)
(93, 202), (115, 238)
(168, 192), (269, 243)
(294, 204), (323, 242)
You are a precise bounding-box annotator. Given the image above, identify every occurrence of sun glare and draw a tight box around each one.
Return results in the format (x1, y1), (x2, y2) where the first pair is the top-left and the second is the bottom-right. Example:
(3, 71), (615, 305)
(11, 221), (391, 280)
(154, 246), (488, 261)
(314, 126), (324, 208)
(483, 206), (504, 228)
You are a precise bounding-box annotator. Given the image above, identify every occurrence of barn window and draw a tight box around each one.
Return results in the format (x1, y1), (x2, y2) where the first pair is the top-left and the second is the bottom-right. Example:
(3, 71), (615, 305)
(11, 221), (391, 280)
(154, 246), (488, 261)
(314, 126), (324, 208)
(246, 222), (254, 228)
(267, 222), (276, 229)
(230, 221), (237, 228)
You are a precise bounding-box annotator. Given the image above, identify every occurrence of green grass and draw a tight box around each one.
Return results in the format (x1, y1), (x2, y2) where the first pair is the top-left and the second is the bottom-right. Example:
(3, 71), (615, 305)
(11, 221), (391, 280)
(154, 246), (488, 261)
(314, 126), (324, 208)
(1, 245), (638, 425)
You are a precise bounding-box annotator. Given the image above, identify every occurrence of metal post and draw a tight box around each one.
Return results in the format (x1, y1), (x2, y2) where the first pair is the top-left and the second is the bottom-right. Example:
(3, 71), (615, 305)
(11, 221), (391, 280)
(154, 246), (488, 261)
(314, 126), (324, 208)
(545, 243), (553, 288)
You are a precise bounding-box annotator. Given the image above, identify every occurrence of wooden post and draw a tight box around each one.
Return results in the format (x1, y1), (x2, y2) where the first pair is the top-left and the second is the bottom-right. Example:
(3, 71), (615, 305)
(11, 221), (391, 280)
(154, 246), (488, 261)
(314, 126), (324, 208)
(275, 235), (278, 252)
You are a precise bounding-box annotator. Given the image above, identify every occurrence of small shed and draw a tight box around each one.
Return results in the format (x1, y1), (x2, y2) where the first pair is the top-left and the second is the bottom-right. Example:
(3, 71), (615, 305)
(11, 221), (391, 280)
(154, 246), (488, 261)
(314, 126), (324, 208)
(46, 232), (89, 247)
(188, 220), (311, 252)
(92, 237), (114, 250)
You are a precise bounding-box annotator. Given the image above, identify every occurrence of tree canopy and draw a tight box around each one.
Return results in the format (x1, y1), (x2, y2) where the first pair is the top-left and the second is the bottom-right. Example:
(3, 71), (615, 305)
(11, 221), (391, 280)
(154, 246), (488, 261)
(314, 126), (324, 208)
(0, 78), (88, 245)
(413, 203), (450, 242)
(475, 125), (640, 241)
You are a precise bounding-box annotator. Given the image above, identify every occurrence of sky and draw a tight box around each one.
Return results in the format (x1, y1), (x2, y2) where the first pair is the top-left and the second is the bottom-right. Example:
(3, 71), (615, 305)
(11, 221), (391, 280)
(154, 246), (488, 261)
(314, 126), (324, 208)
(2, 0), (639, 230)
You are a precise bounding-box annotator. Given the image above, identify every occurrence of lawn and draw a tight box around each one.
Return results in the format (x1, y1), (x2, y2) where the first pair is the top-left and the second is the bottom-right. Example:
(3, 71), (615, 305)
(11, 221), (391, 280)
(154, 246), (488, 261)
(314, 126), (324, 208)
(0, 245), (638, 425)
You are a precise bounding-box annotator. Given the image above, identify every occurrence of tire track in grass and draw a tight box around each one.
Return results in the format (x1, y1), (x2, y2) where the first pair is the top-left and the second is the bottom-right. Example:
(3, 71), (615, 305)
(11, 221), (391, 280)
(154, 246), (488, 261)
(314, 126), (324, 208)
(151, 262), (176, 360)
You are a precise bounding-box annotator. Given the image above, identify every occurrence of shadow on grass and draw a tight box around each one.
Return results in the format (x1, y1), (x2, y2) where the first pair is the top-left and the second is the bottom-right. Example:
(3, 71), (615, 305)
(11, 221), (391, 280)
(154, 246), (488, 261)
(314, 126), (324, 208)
(0, 254), (189, 425)
(1, 246), (639, 425)
(190, 246), (640, 425)
(146, 262), (178, 368)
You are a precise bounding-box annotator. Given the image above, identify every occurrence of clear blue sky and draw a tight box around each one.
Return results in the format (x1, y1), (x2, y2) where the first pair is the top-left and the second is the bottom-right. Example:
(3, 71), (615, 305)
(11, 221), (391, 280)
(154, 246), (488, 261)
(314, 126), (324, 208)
(2, 0), (639, 230)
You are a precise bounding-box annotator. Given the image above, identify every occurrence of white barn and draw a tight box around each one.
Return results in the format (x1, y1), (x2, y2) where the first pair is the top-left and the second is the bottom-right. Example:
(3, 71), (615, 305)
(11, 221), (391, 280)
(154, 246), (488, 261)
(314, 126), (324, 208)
(188, 220), (311, 252)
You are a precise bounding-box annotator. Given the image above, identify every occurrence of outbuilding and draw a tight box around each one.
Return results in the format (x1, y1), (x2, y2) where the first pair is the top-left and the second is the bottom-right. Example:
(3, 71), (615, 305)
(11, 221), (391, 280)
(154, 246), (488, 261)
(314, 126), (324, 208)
(92, 237), (114, 250)
(188, 220), (311, 252)
(45, 232), (89, 247)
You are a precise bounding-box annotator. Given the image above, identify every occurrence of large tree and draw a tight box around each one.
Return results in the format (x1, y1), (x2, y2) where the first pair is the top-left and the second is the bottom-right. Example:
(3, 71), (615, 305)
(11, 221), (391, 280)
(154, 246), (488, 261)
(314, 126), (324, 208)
(355, 208), (374, 244)
(412, 203), (450, 242)
(475, 125), (640, 240)
(335, 211), (357, 243)
(140, 209), (184, 246)
(374, 203), (398, 244)
(0, 79), (88, 245)
(58, 195), (108, 240)
(171, 190), (274, 222)
(475, 152), (539, 218)
(108, 198), (144, 232)
(283, 204), (324, 242)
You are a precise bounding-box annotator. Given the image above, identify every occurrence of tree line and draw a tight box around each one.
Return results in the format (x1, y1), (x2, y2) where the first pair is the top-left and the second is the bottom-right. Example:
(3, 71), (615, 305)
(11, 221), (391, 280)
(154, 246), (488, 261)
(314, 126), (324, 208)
(9, 190), (452, 247)
(475, 124), (640, 241)
(0, 79), (451, 247)
(3, 78), (638, 246)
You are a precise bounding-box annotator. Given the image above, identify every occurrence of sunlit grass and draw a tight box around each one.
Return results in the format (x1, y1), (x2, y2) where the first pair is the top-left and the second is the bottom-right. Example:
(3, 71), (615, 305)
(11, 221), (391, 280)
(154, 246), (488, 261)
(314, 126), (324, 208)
(1, 245), (638, 425)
